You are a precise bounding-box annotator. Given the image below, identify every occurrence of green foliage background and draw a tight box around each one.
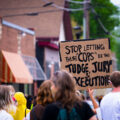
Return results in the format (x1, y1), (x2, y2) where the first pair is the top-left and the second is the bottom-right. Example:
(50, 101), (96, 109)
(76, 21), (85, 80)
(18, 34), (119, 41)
(70, 0), (119, 51)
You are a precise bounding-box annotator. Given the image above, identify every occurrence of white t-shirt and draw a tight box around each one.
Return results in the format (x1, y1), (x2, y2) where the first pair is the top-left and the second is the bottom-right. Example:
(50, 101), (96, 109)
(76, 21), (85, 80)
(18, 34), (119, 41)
(24, 112), (30, 120)
(0, 110), (13, 120)
(100, 92), (120, 120)
(96, 108), (102, 120)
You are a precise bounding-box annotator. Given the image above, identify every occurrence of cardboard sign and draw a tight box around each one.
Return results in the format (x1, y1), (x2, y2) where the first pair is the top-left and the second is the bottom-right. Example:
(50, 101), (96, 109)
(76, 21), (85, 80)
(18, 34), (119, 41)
(59, 38), (112, 90)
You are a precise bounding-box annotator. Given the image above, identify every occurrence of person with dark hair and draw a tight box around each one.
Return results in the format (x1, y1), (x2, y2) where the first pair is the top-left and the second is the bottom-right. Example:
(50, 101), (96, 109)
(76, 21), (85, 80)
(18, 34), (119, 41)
(100, 71), (120, 120)
(27, 80), (54, 120)
(0, 85), (14, 120)
(42, 70), (97, 120)
(26, 95), (33, 109)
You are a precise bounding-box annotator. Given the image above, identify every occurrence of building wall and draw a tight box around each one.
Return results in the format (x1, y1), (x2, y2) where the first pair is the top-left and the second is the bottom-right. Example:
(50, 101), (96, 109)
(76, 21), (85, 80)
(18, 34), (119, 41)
(0, 0), (64, 38)
(45, 47), (59, 63)
(59, 21), (65, 42)
(0, 22), (35, 57)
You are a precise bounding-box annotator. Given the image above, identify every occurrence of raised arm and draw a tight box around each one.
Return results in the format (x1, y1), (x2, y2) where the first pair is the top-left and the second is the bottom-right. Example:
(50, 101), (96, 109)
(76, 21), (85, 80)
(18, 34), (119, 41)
(88, 89), (99, 109)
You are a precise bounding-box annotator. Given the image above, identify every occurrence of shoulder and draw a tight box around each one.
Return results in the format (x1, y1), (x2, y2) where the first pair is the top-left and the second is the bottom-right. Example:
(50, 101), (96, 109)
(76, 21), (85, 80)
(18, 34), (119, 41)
(31, 104), (45, 115)
(101, 92), (120, 106)
(76, 101), (91, 108)
(75, 102), (95, 120)
(32, 104), (44, 111)
(30, 104), (45, 120)
(0, 110), (13, 120)
(42, 103), (60, 120)
(75, 101), (94, 113)
(100, 92), (113, 105)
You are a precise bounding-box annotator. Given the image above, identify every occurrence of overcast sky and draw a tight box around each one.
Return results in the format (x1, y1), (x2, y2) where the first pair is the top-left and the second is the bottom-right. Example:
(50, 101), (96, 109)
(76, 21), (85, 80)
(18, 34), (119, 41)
(111, 0), (120, 7)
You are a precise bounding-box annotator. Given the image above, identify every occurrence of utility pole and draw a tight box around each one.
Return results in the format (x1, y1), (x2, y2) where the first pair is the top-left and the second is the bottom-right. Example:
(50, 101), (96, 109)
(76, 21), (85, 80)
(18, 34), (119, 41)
(83, 0), (90, 97)
(83, 0), (90, 39)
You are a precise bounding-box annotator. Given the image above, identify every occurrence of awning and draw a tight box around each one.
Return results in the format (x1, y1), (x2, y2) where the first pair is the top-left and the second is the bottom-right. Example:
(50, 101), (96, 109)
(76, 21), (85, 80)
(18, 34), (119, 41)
(37, 41), (59, 50)
(0, 50), (33, 84)
(21, 55), (47, 81)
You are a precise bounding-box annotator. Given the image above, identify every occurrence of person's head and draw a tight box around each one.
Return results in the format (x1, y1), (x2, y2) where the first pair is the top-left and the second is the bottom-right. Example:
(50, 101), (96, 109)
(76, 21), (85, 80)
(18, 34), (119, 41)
(110, 71), (120, 87)
(37, 80), (54, 106)
(76, 91), (85, 101)
(51, 70), (80, 110)
(26, 95), (33, 109)
(0, 85), (13, 111)
(7, 85), (15, 97)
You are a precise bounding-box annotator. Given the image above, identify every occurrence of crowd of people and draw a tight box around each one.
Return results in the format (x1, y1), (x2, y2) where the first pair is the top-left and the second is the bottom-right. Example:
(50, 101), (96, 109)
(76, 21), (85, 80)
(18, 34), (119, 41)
(0, 70), (120, 120)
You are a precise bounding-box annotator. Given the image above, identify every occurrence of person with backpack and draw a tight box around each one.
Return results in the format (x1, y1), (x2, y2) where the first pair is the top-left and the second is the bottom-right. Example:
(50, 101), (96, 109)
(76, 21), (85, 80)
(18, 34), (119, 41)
(42, 70), (97, 120)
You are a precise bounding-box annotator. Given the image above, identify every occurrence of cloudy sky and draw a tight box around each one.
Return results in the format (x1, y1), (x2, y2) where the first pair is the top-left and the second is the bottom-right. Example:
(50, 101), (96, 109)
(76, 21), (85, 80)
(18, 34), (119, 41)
(111, 0), (120, 7)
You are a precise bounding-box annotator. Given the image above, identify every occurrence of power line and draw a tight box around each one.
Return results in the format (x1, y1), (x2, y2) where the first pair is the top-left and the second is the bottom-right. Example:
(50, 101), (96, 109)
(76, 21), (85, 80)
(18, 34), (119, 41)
(42, 0), (88, 12)
(0, 0), (89, 13)
(1, 5), (90, 18)
(52, 3), (84, 11)
(91, 7), (120, 39)
(66, 0), (90, 4)
(91, 8), (110, 35)
(0, 2), (54, 11)
(0, 6), (45, 11)
(0, 2), (56, 11)
(0, 0), (90, 13)
(3, 9), (62, 18)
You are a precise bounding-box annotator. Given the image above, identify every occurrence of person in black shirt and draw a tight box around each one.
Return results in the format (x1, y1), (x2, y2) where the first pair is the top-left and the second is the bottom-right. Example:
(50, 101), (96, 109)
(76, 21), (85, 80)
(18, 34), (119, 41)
(30, 80), (54, 120)
(42, 70), (97, 120)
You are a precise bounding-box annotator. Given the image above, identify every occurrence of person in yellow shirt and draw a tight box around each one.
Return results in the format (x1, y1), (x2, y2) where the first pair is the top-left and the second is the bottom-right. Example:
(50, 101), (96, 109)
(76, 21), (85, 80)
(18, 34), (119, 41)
(13, 92), (30, 120)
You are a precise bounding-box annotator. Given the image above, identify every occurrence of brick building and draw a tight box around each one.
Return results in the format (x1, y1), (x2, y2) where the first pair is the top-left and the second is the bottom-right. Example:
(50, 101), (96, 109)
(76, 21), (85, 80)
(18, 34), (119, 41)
(0, 0), (73, 79)
(0, 18), (36, 94)
(0, 18), (47, 95)
(0, 18), (35, 56)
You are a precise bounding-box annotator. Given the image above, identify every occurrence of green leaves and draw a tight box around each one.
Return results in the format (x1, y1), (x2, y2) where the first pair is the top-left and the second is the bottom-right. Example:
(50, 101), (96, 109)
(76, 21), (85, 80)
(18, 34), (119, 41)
(70, 0), (119, 39)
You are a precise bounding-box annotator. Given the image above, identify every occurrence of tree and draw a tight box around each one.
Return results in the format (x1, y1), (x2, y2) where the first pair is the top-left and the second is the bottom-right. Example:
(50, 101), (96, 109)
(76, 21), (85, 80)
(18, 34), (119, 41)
(112, 26), (120, 70)
(70, 0), (119, 51)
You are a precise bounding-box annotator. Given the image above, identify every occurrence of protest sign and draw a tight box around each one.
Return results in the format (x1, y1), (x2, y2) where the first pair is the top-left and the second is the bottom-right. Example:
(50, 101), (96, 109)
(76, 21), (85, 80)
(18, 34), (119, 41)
(59, 38), (112, 90)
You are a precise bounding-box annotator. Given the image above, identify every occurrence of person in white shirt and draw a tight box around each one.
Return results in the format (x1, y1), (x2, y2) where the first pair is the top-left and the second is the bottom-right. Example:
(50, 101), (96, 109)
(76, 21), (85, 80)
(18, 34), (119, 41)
(0, 85), (14, 120)
(100, 71), (120, 120)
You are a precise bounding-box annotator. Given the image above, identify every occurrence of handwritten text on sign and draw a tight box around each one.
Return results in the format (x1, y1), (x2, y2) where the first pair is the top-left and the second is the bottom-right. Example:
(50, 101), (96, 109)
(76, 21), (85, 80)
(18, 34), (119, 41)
(60, 38), (112, 89)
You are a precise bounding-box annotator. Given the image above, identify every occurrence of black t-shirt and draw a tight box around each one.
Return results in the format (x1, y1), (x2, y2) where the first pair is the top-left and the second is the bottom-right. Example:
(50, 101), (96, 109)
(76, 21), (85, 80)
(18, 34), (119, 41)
(30, 104), (45, 120)
(42, 102), (95, 120)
